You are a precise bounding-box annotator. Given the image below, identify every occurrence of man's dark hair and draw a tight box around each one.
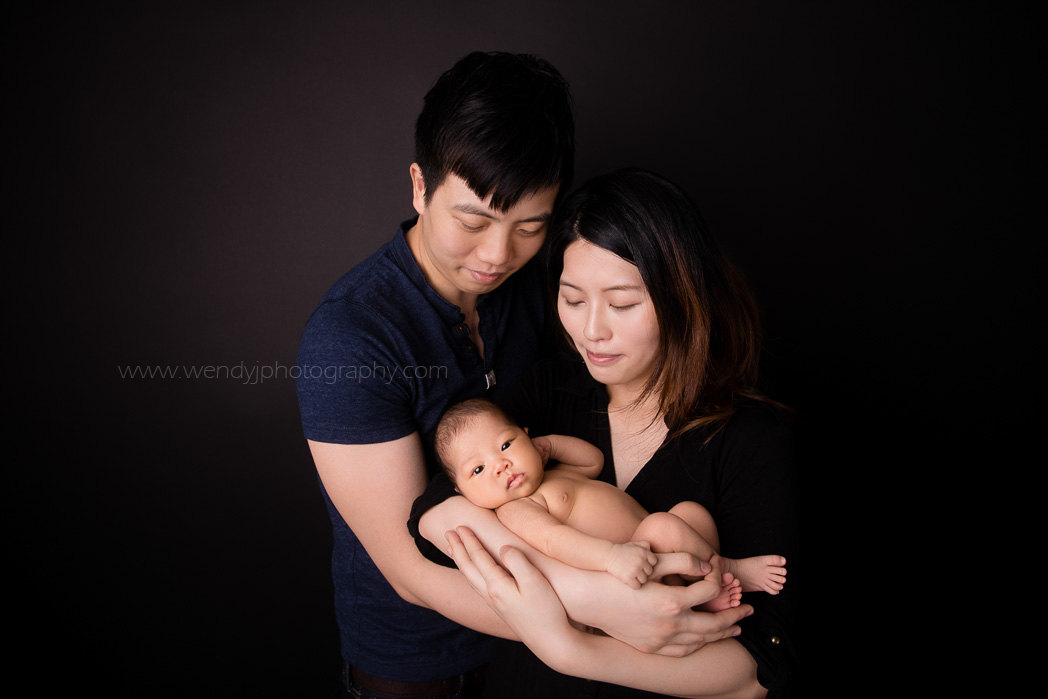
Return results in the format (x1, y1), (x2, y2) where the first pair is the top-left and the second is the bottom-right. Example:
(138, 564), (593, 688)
(414, 51), (575, 212)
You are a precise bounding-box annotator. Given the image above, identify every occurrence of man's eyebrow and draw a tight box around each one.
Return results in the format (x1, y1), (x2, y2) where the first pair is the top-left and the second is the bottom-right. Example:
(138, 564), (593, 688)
(452, 203), (497, 219)
(452, 203), (552, 224)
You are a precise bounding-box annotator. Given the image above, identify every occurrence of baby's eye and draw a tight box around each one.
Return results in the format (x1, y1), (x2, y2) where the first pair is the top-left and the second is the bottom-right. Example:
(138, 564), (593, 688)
(471, 465), (485, 476)
(501, 440), (512, 451)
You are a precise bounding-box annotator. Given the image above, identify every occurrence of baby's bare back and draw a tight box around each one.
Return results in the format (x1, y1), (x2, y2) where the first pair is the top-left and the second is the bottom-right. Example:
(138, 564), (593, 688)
(535, 469), (650, 544)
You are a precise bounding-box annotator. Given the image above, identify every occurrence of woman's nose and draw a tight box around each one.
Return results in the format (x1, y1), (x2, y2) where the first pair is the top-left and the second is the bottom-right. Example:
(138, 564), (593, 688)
(583, 307), (610, 341)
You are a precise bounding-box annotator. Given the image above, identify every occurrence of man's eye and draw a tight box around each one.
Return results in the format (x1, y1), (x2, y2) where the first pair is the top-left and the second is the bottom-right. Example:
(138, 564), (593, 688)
(471, 465), (484, 476)
(458, 220), (484, 232)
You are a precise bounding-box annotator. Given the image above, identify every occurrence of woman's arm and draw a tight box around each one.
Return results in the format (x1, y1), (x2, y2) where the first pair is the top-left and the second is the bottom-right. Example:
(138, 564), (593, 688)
(447, 527), (765, 699)
(420, 494), (753, 656)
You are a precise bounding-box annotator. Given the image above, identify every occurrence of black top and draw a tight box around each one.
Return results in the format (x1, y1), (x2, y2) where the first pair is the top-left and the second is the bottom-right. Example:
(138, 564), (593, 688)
(409, 353), (800, 697)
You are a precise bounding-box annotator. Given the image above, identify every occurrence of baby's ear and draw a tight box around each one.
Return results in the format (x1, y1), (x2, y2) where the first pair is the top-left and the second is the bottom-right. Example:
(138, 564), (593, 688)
(524, 426), (529, 434)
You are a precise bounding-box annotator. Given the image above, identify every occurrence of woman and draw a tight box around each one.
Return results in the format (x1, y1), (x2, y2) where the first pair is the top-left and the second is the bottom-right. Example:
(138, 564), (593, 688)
(417, 169), (800, 697)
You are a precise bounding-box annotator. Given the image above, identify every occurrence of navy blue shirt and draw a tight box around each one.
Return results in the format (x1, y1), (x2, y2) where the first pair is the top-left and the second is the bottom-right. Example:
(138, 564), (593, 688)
(295, 219), (547, 680)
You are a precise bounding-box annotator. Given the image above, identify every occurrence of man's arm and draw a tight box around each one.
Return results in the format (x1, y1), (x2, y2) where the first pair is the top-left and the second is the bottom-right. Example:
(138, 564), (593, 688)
(307, 435), (514, 637)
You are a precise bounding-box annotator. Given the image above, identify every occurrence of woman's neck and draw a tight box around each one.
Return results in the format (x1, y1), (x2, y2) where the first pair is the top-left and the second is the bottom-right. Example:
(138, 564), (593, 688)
(606, 381), (659, 417)
(606, 387), (668, 489)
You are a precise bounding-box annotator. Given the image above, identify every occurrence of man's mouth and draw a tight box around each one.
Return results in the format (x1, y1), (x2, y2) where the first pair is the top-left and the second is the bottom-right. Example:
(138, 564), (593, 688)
(469, 269), (503, 284)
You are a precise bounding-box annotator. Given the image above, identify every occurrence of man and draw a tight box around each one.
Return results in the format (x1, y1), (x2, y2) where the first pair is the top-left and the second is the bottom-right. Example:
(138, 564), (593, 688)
(296, 51), (575, 697)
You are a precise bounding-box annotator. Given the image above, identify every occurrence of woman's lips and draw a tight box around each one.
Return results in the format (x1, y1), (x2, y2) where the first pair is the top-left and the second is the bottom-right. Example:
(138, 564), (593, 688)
(585, 350), (621, 366)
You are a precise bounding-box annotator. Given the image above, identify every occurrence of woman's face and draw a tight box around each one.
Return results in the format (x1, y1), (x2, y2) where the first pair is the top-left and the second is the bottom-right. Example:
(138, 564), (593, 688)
(557, 239), (661, 399)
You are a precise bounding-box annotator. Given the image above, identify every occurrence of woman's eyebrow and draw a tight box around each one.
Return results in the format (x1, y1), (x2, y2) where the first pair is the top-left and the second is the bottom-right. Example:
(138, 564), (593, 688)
(559, 279), (645, 292)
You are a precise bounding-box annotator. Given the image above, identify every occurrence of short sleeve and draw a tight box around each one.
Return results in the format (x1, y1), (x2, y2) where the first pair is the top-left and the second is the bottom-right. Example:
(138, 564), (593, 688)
(406, 472), (459, 567)
(296, 298), (415, 445)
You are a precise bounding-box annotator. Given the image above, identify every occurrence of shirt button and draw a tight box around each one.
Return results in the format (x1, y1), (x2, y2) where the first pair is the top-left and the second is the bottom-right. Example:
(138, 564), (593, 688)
(455, 324), (469, 336)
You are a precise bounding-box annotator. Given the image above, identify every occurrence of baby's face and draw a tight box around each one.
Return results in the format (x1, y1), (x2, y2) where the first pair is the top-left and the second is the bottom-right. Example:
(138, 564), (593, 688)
(448, 412), (544, 509)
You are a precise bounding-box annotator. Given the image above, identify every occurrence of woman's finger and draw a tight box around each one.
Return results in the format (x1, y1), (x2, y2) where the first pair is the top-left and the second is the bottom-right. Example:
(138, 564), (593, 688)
(497, 545), (549, 590)
(652, 551), (710, 580)
(445, 529), (488, 595)
(449, 526), (520, 596)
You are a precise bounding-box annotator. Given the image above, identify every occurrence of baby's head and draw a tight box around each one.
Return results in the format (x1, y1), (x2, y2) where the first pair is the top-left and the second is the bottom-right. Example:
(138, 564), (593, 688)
(434, 398), (544, 509)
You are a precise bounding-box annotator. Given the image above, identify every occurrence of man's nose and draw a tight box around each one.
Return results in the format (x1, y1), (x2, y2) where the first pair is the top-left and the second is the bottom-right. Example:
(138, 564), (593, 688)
(476, 229), (512, 267)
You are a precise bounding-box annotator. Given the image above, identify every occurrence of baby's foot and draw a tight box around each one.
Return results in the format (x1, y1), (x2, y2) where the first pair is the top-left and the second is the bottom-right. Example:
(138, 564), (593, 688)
(696, 573), (742, 612)
(727, 555), (787, 595)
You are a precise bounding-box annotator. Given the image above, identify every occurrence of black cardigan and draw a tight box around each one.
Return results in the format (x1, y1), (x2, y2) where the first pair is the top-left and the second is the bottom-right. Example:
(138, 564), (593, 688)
(409, 354), (801, 697)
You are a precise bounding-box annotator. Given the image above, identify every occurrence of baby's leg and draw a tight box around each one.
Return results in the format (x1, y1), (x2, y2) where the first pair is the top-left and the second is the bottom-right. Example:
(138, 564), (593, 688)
(640, 502), (788, 596)
(631, 511), (740, 611)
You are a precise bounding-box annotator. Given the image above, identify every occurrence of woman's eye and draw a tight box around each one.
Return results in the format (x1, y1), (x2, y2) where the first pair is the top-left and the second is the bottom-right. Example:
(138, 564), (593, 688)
(611, 303), (639, 311)
(561, 297), (584, 307)
(471, 465), (484, 476)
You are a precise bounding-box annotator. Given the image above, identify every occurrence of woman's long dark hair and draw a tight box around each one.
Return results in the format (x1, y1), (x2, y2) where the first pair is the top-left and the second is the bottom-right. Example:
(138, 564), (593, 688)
(547, 168), (783, 438)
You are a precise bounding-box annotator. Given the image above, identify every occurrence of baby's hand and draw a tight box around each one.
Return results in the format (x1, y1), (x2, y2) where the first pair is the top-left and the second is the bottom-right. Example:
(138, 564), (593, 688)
(605, 542), (658, 589)
(531, 436), (553, 465)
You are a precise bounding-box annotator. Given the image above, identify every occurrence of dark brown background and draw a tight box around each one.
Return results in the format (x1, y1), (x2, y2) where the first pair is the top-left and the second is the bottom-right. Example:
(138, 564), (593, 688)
(7, 2), (1042, 695)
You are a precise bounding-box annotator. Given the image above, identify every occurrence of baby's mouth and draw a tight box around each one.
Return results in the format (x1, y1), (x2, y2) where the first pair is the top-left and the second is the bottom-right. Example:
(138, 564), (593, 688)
(507, 473), (526, 489)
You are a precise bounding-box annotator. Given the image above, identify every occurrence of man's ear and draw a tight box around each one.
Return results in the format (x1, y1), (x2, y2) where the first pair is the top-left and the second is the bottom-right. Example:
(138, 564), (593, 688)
(410, 163), (427, 216)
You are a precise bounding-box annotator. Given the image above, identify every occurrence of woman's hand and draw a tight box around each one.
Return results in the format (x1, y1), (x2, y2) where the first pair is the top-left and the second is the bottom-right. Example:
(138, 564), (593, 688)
(577, 550), (754, 657)
(446, 526), (577, 659)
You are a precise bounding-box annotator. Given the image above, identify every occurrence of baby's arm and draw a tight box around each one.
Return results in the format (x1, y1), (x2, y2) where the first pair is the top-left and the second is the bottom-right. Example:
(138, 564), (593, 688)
(533, 434), (604, 479)
(497, 496), (657, 588)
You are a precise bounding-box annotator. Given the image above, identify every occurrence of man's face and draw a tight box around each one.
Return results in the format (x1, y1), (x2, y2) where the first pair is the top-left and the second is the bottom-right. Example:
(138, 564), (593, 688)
(408, 165), (557, 306)
(447, 412), (544, 510)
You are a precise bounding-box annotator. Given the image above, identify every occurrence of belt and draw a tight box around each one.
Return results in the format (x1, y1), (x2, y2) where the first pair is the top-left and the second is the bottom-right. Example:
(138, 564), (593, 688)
(349, 664), (486, 698)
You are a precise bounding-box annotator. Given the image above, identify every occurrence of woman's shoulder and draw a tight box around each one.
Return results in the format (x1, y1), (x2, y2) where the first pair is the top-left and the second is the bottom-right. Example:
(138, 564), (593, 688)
(727, 397), (793, 435)
(710, 398), (796, 465)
